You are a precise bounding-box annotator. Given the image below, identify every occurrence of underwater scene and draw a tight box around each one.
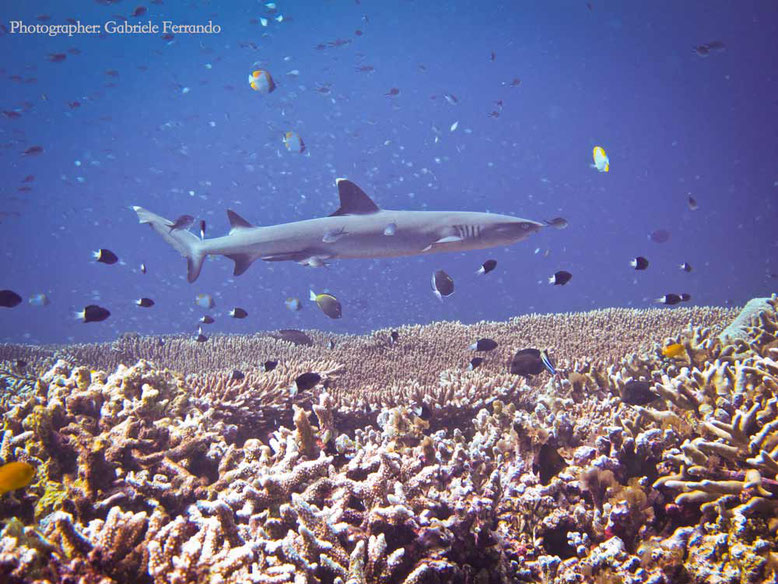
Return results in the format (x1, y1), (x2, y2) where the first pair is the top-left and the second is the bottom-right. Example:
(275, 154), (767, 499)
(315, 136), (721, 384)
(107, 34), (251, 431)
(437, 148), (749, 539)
(1, 1), (778, 583)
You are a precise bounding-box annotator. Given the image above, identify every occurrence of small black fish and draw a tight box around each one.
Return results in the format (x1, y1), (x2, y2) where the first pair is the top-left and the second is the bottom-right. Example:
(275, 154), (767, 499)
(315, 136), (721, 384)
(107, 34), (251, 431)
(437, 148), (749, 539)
(22, 145), (44, 155)
(168, 214), (194, 233)
(649, 229), (671, 244)
(140, 263), (147, 274)
(195, 327), (208, 342)
(77, 305), (111, 323)
(389, 330), (399, 344)
(687, 195), (699, 211)
(93, 248), (118, 265)
(509, 348), (555, 376)
(680, 262), (692, 272)
(469, 338), (498, 352)
(680, 293), (692, 302)
(229, 307), (248, 319)
(200, 315), (215, 324)
(293, 372), (321, 392)
(477, 259), (497, 275)
(199, 219), (206, 239)
(630, 257), (649, 271)
(656, 294), (683, 306)
(621, 380), (658, 405)
(231, 369), (245, 381)
(0, 290), (23, 308)
(431, 270), (454, 299)
(549, 270), (572, 286)
(328, 339), (336, 349)
(262, 360), (278, 372)
(468, 357), (484, 370)
(270, 329), (314, 346)
(533, 442), (567, 485)
(544, 217), (569, 229)
(136, 297), (154, 308)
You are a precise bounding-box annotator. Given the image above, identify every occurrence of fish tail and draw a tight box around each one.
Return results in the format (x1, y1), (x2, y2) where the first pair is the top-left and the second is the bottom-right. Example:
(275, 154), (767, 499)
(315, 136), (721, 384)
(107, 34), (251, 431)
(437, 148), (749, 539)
(133, 206), (206, 282)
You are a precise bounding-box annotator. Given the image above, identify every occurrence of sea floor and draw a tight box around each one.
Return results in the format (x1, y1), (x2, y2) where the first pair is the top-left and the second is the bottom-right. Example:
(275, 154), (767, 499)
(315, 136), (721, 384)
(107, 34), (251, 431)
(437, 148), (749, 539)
(0, 299), (776, 584)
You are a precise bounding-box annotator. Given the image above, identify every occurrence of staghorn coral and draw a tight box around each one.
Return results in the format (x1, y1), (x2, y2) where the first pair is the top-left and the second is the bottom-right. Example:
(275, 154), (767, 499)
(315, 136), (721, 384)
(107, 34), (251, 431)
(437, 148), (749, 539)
(1, 297), (776, 584)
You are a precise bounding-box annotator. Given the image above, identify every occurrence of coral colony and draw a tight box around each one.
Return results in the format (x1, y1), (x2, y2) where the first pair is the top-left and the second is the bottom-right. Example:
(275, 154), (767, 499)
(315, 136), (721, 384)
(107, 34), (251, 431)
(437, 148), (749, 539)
(1, 297), (777, 583)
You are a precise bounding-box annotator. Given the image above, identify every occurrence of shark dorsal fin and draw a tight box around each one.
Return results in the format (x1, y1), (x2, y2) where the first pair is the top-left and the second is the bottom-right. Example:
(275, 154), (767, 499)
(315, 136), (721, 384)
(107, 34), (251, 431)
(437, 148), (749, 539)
(329, 179), (380, 216)
(227, 209), (254, 231)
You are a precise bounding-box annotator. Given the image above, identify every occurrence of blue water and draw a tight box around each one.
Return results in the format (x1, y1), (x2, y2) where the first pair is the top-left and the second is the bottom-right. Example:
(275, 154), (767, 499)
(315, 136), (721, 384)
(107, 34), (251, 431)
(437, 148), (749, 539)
(1, 1), (776, 344)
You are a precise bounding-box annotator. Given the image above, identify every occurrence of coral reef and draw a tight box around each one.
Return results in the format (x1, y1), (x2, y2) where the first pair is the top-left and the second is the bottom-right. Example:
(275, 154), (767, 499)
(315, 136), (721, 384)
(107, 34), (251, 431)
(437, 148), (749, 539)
(1, 297), (776, 584)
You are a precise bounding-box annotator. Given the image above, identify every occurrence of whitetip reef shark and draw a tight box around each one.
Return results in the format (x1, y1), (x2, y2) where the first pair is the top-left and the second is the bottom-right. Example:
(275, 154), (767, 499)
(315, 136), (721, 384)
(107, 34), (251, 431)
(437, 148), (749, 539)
(133, 179), (544, 282)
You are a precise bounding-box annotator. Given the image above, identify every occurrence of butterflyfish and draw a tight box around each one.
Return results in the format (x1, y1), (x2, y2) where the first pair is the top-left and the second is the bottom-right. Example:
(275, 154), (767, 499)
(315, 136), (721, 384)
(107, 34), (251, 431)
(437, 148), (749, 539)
(249, 69), (276, 94)
(592, 146), (609, 173)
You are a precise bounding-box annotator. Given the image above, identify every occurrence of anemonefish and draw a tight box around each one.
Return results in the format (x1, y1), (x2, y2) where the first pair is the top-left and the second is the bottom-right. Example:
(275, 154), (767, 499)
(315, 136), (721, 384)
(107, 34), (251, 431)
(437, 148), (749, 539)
(248, 69), (276, 94)
(592, 146), (610, 173)
(283, 131), (306, 153)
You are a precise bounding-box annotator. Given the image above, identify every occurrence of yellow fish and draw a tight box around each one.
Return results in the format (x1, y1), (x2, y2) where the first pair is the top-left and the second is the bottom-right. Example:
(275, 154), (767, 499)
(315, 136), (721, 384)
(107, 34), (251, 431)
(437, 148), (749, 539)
(248, 69), (276, 94)
(661, 343), (685, 358)
(592, 146), (609, 172)
(0, 461), (35, 495)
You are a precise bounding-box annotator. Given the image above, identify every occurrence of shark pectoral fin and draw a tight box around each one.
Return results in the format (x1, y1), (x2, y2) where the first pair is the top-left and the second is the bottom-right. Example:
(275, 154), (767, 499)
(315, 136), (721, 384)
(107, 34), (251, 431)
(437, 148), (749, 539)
(329, 179), (381, 216)
(421, 235), (464, 252)
(433, 235), (464, 244)
(226, 209), (254, 234)
(226, 253), (254, 276)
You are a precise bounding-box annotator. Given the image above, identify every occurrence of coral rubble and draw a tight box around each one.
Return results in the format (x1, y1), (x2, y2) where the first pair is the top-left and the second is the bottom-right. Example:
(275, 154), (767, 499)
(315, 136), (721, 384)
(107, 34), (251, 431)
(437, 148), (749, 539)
(1, 298), (776, 583)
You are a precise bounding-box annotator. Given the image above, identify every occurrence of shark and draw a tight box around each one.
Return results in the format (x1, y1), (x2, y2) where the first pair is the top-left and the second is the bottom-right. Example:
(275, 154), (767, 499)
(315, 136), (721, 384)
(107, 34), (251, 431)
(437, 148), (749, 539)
(132, 179), (544, 283)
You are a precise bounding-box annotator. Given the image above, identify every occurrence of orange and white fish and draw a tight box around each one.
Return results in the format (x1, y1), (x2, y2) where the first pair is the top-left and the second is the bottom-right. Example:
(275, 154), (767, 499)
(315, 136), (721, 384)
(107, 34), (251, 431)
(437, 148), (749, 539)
(283, 131), (306, 153)
(249, 69), (276, 94)
(592, 146), (609, 173)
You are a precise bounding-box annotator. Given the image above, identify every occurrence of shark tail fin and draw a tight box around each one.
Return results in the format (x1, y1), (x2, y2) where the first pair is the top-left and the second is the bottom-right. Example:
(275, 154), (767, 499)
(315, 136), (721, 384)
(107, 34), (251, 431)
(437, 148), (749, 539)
(133, 206), (206, 282)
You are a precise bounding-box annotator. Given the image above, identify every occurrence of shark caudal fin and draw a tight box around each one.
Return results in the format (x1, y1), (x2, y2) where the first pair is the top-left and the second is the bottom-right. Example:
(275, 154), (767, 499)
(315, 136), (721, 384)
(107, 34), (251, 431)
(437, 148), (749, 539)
(133, 206), (206, 282)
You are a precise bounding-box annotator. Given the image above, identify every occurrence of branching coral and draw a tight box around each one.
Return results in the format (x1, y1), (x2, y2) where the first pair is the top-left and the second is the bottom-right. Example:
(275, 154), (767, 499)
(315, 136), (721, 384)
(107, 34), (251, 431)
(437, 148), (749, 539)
(1, 297), (776, 584)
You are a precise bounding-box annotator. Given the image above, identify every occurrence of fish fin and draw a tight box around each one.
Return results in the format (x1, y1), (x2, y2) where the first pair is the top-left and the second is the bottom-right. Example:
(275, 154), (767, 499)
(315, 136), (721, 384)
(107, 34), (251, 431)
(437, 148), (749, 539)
(329, 179), (380, 216)
(226, 253), (254, 276)
(261, 251), (311, 262)
(433, 235), (464, 244)
(226, 209), (254, 232)
(133, 206), (205, 283)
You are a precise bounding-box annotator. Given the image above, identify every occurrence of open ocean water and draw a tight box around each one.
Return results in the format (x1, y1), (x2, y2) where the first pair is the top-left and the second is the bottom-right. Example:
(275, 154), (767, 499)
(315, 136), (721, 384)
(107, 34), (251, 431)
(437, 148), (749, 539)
(1, 0), (777, 343)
